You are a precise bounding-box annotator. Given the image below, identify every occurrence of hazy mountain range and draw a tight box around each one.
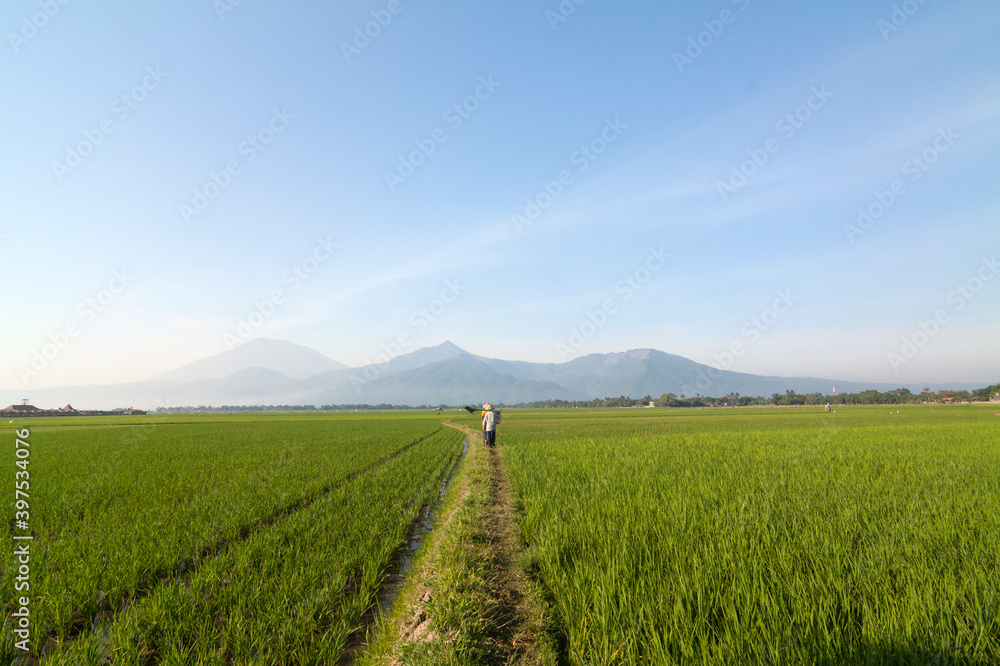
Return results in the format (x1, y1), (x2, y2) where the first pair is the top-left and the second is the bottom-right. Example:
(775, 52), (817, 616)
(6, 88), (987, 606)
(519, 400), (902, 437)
(2, 338), (984, 411)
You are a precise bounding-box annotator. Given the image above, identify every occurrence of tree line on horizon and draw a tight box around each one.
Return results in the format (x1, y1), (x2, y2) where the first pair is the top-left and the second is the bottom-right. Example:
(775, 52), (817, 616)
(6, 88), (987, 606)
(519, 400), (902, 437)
(147, 383), (1000, 413)
(509, 383), (1000, 409)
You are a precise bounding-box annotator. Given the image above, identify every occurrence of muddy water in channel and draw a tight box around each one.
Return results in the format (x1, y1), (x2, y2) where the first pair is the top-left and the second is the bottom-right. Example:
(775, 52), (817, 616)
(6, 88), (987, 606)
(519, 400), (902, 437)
(337, 437), (468, 664)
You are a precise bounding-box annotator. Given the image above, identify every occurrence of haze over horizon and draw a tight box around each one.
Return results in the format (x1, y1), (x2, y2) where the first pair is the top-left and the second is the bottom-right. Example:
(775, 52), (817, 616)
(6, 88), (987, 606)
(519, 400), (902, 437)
(4, 1), (999, 391)
(2, 337), (990, 413)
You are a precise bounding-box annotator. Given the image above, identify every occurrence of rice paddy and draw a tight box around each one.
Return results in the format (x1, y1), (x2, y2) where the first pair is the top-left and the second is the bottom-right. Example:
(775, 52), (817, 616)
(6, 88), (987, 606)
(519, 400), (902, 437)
(2, 413), (462, 663)
(3, 405), (998, 664)
(501, 405), (1000, 664)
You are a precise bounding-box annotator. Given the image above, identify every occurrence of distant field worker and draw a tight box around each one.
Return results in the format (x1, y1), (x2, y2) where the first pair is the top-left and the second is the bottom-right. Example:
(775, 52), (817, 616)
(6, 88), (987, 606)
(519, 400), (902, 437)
(482, 403), (501, 448)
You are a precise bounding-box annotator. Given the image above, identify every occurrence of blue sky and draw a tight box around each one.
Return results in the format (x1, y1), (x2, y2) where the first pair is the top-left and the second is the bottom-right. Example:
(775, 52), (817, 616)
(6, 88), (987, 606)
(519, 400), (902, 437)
(3, 0), (999, 391)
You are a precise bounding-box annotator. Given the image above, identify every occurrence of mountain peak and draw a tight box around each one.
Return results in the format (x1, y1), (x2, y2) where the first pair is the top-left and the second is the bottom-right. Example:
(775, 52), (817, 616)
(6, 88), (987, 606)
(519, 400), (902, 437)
(152, 338), (346, 382)
(432, 340), (467, 353)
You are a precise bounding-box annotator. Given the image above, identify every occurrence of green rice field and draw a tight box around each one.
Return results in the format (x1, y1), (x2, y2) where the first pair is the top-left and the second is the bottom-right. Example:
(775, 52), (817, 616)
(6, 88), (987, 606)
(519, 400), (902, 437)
(2, 412), (462, 663)
(502, 405), (1000, 664)
(3, 405), (998, 664)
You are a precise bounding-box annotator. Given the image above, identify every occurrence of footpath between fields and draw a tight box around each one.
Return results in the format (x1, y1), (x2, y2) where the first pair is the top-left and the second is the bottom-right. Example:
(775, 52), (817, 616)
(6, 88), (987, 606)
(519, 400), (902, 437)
(359, 421), (557, 665)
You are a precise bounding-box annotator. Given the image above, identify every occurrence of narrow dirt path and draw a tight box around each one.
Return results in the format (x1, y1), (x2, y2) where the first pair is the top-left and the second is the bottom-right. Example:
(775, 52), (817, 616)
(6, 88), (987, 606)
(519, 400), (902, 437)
(450, 422), (544, 664)
(363, 420), (554, 665)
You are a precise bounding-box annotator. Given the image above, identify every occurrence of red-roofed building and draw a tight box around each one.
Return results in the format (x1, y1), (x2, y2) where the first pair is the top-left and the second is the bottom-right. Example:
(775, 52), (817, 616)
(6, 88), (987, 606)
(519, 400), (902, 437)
(2, 403), (41, 414)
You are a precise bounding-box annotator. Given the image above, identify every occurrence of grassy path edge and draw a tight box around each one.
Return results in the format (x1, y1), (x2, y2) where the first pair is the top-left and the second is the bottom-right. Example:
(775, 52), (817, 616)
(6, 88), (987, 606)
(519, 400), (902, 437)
(358, 421), (558, 665)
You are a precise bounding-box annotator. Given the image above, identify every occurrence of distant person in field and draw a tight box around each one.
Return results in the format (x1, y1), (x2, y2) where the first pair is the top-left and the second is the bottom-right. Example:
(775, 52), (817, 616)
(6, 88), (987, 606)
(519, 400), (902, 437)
(482, 403), (501, 448)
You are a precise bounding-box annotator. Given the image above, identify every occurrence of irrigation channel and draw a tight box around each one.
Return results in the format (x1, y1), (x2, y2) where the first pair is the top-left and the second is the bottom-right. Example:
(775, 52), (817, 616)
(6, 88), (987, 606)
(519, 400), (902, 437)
(337, 436), (469, 664)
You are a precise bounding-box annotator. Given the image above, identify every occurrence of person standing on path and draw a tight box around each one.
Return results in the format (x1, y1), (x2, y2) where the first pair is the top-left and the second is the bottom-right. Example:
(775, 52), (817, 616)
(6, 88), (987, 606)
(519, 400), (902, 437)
(481, 402), (500, 448)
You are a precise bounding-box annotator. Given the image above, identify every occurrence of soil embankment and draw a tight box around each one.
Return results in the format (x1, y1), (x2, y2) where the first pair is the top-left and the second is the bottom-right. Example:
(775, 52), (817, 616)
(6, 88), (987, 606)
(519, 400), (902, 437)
(361, 420), (555, 665)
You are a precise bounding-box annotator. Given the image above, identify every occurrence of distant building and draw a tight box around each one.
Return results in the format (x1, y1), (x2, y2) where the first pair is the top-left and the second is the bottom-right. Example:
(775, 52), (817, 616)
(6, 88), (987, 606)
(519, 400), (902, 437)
(2, 404), (41, 414)
(59, 404), (79, 413)
(122, 407), (147, 415)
